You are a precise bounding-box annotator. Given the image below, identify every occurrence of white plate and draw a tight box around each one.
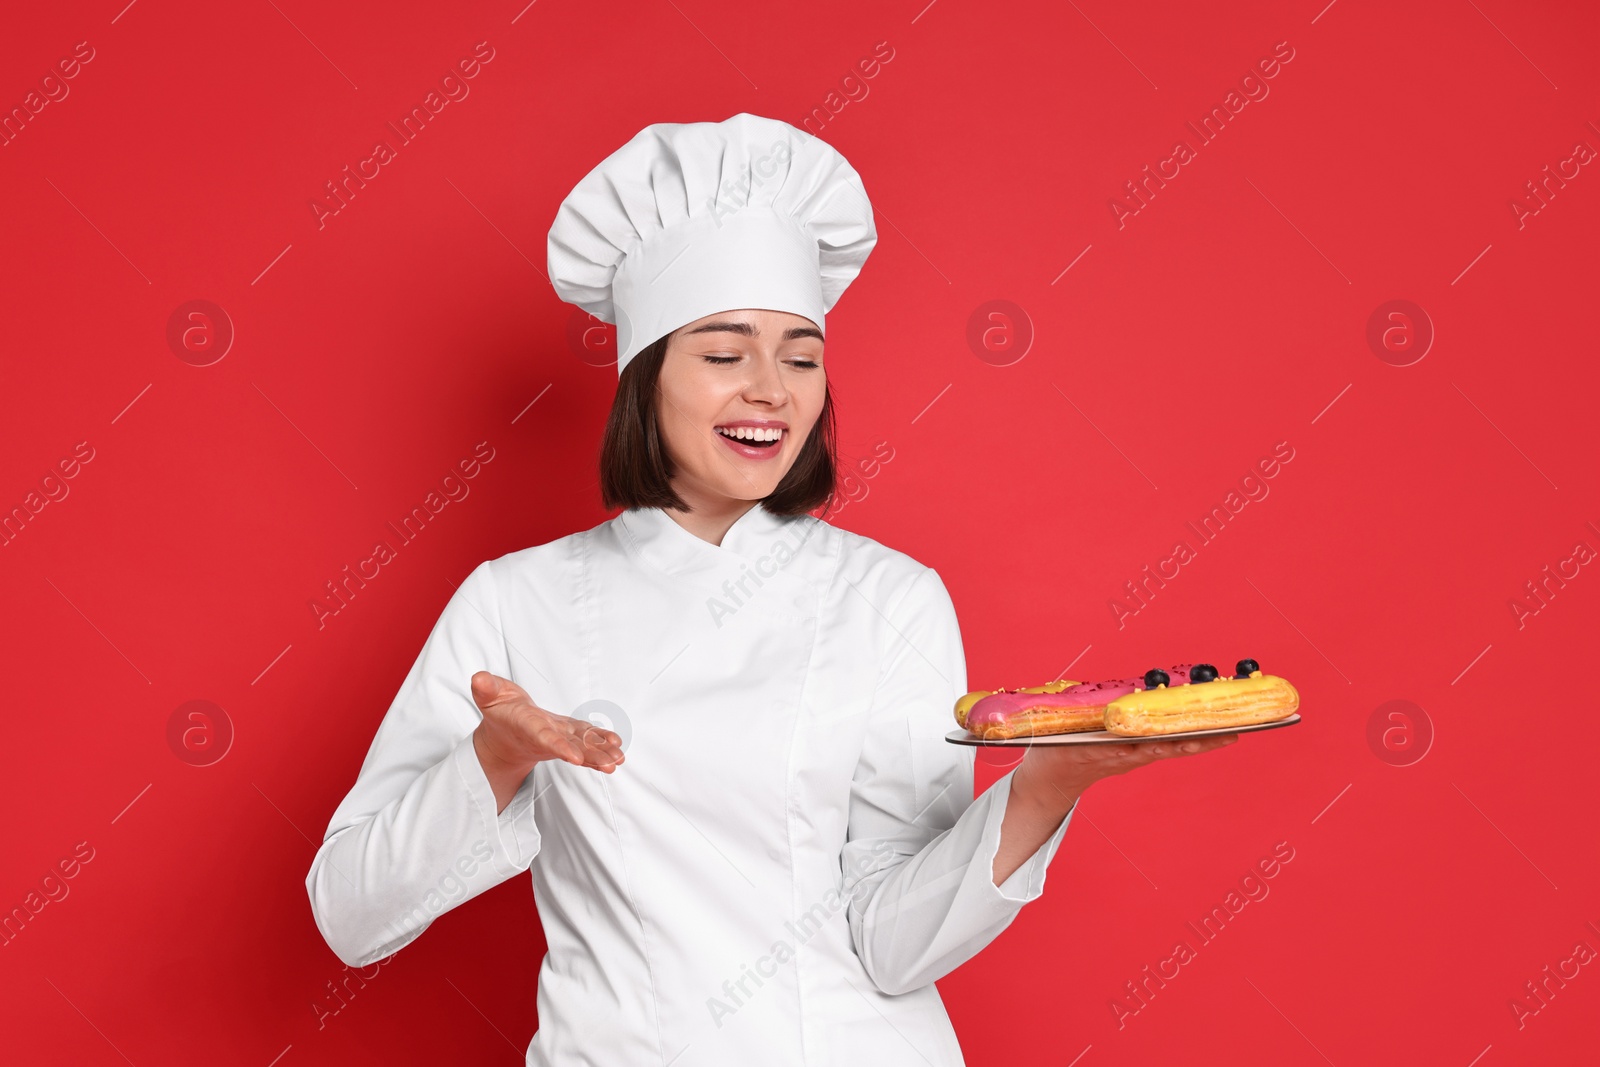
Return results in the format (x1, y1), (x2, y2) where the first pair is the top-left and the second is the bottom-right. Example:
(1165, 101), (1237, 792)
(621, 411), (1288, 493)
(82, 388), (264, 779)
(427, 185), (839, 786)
(945, 713), (1301, 747)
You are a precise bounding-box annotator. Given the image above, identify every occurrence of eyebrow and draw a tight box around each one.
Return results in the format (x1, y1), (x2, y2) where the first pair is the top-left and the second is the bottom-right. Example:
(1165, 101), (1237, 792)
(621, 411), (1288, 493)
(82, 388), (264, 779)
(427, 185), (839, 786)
(681, 320), (824, 342)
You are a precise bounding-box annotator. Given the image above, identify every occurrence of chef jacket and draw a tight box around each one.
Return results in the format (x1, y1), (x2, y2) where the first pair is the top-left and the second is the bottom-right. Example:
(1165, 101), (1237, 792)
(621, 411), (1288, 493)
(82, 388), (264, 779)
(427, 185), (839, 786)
(306, 502), (1075, 1066)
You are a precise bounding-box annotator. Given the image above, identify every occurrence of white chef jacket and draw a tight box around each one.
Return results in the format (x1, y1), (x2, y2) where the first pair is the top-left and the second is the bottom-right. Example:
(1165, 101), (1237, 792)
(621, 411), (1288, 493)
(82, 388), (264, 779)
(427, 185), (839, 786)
(306, 503), (1075, 1066)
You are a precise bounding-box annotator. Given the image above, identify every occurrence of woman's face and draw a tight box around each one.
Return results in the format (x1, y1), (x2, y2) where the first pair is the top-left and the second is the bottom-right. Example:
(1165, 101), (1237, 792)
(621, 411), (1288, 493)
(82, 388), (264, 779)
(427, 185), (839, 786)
(655, 308), (826, 508)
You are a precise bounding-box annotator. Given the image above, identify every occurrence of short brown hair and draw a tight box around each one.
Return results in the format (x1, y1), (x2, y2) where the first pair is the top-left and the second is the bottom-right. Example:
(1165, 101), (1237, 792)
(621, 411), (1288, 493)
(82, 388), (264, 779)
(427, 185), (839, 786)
(599, 333), (838, 516)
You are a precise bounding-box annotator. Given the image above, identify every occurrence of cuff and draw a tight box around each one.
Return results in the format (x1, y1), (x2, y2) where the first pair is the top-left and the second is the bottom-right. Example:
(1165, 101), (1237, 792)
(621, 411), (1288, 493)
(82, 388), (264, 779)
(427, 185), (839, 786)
(986, 769), (1075, 903)
(450, 731), (541, 876)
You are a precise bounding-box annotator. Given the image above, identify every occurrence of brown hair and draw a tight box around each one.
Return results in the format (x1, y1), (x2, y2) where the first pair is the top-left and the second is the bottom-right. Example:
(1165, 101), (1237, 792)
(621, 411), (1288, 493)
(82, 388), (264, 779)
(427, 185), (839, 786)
(599, 333), (838, 516)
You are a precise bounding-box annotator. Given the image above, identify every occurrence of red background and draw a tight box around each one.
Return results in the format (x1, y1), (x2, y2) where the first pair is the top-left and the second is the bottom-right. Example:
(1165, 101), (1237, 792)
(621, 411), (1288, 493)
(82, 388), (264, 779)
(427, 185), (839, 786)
(3, 0), (1596, 1063)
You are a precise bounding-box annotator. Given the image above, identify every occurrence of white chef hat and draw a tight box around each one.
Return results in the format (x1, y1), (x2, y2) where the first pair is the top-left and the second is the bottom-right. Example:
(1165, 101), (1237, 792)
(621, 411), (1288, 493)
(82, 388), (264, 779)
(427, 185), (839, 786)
(546, 112), (877, 375)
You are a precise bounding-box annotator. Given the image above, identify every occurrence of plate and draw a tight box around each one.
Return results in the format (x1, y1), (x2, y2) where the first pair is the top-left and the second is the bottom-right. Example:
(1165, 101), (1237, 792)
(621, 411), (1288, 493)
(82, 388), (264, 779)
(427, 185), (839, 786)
(945, 713), (1301, 747)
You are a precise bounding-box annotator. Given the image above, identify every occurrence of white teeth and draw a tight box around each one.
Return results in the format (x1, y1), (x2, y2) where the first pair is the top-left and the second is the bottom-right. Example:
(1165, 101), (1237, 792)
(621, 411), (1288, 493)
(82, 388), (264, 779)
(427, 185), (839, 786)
(718, 426), (783, 442)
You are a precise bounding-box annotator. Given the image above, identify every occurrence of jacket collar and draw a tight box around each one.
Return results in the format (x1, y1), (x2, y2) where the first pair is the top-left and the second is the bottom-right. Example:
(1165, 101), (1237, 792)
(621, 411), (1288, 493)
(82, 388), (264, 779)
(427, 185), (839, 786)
(616, 504), (826, 580)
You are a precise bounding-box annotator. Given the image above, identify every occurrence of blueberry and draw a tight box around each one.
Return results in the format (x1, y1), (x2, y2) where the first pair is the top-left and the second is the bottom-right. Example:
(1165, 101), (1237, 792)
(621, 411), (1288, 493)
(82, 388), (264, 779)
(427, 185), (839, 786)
(1190, 663), (1219, 683)
(1236, 658), (1260, 678)
(1143, 668), (1170, 689)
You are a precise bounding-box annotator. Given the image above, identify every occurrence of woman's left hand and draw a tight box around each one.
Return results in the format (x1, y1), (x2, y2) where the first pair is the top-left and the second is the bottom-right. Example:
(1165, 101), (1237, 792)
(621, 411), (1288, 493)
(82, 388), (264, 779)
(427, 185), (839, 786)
(1011, 733), (1240, 814)
(991, 734), (1240, 886)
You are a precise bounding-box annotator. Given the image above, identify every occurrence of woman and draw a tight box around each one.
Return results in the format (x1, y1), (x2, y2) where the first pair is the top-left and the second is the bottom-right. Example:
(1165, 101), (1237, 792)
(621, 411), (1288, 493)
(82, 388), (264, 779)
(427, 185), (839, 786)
(306, 114), (1235, 1065)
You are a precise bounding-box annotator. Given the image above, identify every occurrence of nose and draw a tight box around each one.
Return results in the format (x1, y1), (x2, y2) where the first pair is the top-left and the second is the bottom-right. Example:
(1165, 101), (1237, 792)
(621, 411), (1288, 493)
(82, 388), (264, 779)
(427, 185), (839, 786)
(741, 351), (788, 406)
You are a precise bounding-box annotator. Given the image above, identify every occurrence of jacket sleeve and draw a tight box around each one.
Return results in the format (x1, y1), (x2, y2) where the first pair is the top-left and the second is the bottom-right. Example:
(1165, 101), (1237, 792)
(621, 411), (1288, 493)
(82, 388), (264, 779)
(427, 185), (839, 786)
(841, 566), (1075, 996)
(305, 558), (544, 968)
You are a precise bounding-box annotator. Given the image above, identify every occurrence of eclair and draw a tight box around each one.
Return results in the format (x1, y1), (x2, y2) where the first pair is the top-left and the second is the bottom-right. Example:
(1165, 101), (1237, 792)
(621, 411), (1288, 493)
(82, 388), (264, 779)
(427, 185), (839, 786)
(1104, 660), (1298, 736)
(959, 665), (1196, 740)
(955, 679), (1074, 730)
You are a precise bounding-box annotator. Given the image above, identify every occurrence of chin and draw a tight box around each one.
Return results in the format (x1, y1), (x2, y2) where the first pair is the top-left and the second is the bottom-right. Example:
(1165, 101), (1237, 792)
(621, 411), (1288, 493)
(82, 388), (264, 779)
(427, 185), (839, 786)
(714, 478), (782, 503)
(701, 461), (791, 504)
(685, 444), (799, 505)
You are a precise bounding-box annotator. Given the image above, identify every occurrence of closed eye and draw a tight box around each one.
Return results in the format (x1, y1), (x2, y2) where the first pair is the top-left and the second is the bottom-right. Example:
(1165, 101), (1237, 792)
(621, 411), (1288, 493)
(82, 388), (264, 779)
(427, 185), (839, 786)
(700, 353), (821, 368)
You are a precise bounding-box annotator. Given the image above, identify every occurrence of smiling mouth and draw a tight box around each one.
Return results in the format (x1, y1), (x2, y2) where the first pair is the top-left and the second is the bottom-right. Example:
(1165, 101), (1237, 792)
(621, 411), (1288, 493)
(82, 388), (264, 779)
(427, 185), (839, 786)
(715, 426), (785, 449)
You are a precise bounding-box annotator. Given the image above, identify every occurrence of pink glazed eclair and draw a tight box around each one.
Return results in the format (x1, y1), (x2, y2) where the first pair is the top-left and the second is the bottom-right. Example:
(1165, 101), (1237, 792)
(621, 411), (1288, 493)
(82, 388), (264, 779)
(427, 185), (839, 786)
(957, 665), (1197, 740)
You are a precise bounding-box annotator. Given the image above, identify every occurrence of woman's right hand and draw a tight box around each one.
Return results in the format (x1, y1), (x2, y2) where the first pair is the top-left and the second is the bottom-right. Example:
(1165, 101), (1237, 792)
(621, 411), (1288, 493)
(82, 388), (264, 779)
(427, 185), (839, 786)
(470, 670), (625, 813)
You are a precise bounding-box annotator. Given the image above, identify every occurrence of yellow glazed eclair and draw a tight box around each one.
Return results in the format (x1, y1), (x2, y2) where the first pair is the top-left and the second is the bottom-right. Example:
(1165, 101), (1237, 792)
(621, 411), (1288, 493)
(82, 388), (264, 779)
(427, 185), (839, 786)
(1104, 669), (1298, 737)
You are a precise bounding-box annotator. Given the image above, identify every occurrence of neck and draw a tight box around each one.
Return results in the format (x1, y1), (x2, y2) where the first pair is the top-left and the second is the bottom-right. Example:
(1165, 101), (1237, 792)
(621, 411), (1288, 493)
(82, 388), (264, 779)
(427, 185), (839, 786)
(663, 485), (759, 546)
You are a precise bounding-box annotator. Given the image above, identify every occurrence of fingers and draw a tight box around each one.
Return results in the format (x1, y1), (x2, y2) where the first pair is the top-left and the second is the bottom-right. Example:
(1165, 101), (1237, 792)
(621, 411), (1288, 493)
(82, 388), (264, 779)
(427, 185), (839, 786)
(1145, 735), (1240, 759)
(578, 736), (625, 771)
(1020, 732), (1241, 795)
(1064, 735), (1238, 764)
(569, 720), (622, 749)
(529, 720), (582, 766)
(476, 679), (628, 774)
(471, 670), (531, 710)
(569, 722), (625, 772)
(469, 670), (505, 709)
(576, 725), (623, 752)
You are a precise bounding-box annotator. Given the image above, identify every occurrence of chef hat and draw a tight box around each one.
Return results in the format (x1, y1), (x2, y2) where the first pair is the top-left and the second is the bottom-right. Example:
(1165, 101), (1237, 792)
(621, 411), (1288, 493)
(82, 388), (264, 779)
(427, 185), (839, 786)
(546, 112), (877, 375)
